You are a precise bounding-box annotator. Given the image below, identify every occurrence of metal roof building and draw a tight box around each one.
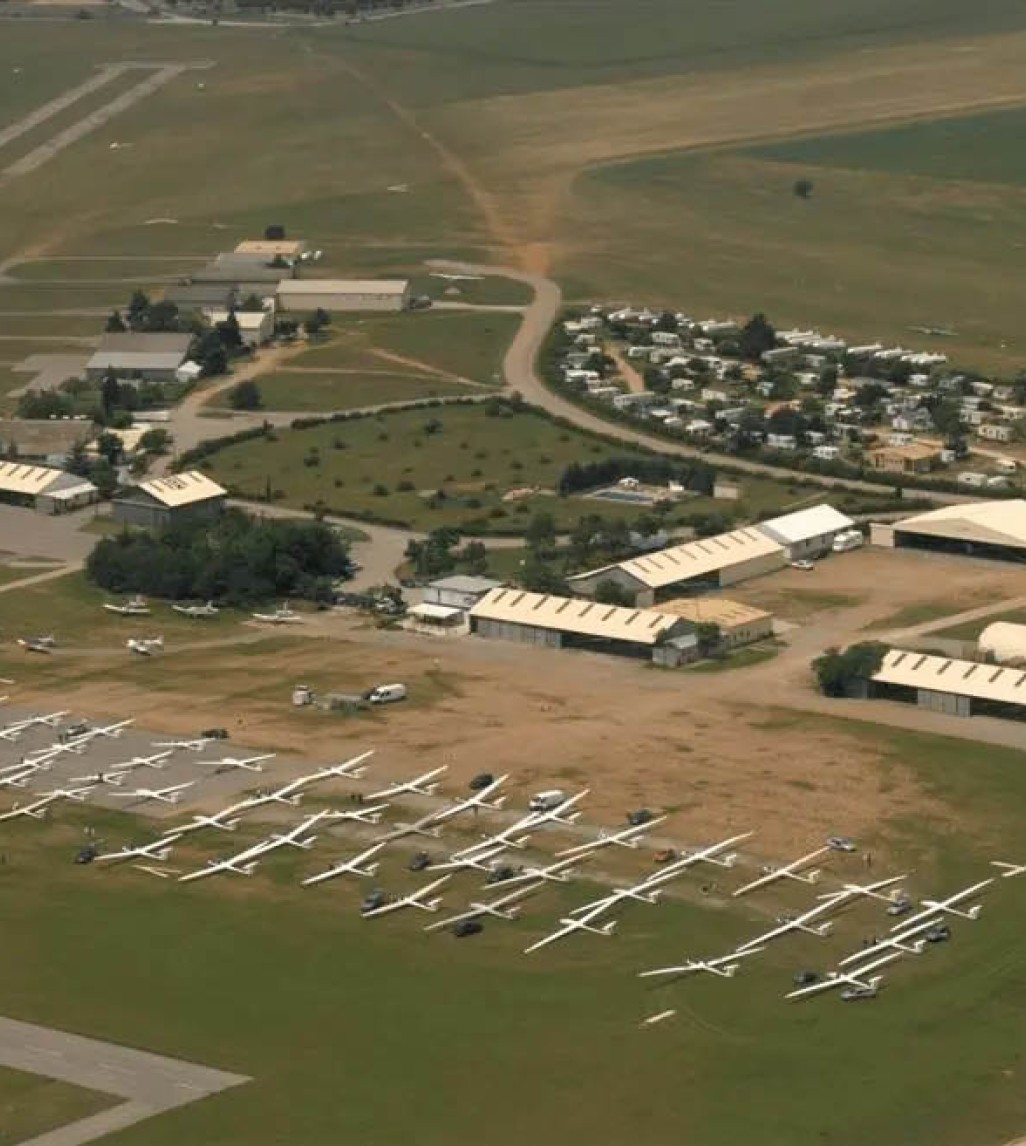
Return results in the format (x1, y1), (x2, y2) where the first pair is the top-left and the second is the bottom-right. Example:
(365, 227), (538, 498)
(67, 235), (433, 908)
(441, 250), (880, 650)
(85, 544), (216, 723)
(0, 462), (97, 514)
(112, 470), (227, 530)
(277, 279), (410, 313)
(568, 527), (786, 606)
(757, 503), (854, 558)
(652, 597), (773, 649)
(871, 500), (1026, 563)
(469, 588), (697, 665)
(871, 647), (1026, 720)
(86, 334), (194, 382)
(424, 575), (504, 612)
(978, 622), (1026, 665)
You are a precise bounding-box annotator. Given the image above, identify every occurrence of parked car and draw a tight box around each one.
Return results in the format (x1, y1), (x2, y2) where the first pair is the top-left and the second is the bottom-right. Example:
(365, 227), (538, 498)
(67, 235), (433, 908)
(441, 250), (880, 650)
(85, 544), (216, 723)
(452, 919), (483, 938)
(469, 772), (495, 791)
(793, 970), (818, 987)
(654, 848), (679, 864)
(627, 808), (654, 826)
(791, 559), (815, 572)
(827, 836), (857, 852)
(408, 851), (432, 873)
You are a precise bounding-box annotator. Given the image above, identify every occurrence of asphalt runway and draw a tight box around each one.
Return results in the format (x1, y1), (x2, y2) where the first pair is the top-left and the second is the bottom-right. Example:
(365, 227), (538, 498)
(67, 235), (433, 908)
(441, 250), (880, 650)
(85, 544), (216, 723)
(0, 1016), (247, 1146)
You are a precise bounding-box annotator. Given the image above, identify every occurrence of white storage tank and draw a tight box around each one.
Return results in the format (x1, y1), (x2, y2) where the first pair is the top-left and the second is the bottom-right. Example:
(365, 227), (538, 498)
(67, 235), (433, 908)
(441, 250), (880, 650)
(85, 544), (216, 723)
(978, 622), (1026, 664)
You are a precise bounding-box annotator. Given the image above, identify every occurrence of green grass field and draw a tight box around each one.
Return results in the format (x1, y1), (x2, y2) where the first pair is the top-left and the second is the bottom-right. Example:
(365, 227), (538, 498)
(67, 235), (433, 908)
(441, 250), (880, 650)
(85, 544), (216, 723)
(201, 403), (798, 531)
(0, 1064), (114, 1146)
(0, 710), (1023, 1146)
(932, 607), (1026, 642)
(238, 371), (476, 413)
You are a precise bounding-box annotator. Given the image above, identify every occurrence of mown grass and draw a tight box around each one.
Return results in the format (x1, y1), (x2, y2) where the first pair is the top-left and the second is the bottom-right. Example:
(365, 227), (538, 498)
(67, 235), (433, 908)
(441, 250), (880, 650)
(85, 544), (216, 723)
(932, 607), (1026, 642)
(223, 371), (475, 413)
(0, 1065), (115, 1146)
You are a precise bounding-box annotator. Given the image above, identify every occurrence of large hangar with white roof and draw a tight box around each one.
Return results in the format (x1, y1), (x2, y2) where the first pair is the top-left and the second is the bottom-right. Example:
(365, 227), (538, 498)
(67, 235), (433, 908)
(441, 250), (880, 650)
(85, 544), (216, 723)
(872, 500), (1026, 563)
(872, 648), (1026, 720)
(567, 527), (787, 607)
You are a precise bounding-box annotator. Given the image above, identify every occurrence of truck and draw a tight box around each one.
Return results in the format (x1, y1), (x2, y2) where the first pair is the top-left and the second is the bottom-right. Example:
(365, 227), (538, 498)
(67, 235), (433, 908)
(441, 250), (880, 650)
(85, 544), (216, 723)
(831, 529), (864, 553)
(366, 683), (407, 705)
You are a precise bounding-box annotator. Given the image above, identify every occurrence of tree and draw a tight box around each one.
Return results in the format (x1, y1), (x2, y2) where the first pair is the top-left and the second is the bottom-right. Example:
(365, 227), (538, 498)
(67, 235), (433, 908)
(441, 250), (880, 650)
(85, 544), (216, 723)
(811, 642), (886, 697)
(458, 540), (489, 576)
(594, 579), (634, 607)
(90, 457), (118, 499)
(304, 308), (331, 337)
(739, 313), (776, 361)
(793, 178), (814, 200)
(525, 511), (558, 557)
(126, 290), (150, 328)
(694, 622), (722, 655)
(100, 372), (121, 419)
(193, 330), (228, 378)
(95, 431), (122, 467)
(105, 310), (127, 334)
(816, 364), (839, 396)
(141, 300), (182, 334)
(139, 428), (170, 455)
(216, 309), (243, 353)
(519, 556), (568, 595)
(228, 379), (262, 410)
(264, 224), (286, 241)
(930, 396), (964, 439)
(239, 293), (266, 313)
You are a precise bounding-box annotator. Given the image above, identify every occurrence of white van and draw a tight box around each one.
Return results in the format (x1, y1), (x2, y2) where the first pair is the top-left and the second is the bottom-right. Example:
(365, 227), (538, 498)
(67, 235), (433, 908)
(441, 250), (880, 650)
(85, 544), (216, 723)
(529, 789), (567, 812)
(366, 683), (407, 705)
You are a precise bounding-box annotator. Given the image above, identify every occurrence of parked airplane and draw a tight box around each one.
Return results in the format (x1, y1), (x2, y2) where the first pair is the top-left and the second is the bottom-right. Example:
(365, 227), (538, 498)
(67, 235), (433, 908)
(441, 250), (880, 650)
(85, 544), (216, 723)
(209, 753), (274, 774)
(524, 906), (618, 954)
(732, 846), (830, 897)
(429, 843), (509, 875)
(0, 711), (68, 741)
(837, 916), (949, 967)
(251, 604), (302, 624)
(109, 750), (175, 772)
(95, 834), (183, 864)
(302, 841), (390, 886)
(522, 789), (590, 828)
(424, 774), (508, 826)
(152, 737), (216, 753)
(172, 601), (219, 618)
(429, 272), (483, 282)
(639, 946), (766, 981)
(785, 951), (904, 1001)
(18, 636), (55, 654)
(0, 765), (39, 789)
(68, 769), (129, 787)
(127, 637), (163, 656)
(424, 880), (547, 933)
(992, 861), (1026, 879)
(112, 781), (195, 806)
(364, 765), (448, 801)
(555, 817), (664, 859)
(262, 810), (338, 849)
(179, 827), (316, 883)
(104, 596), (150, 615)
(890, 879), (994, 932)
(735, 876), (908, 954)
(823, 876), (908, 906)
(500, 854), (588, 888)
(567, 878), (666, 917)
(0, 784), (95, 821)
(361, 874), (452, 918)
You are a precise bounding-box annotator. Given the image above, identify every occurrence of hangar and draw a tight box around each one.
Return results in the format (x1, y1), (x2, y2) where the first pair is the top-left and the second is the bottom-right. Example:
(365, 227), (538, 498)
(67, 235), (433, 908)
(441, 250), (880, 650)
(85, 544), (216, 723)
(0, 462), (97, 514)
(757, 503), (854, 559)
(276, 279), (410, 313)
(567, 527), (786, 606)
(112, 471), (227, 530)
(871, 500), (1026, 563)
(871, 648), (1026, 721)
(469, 588), (698, 666)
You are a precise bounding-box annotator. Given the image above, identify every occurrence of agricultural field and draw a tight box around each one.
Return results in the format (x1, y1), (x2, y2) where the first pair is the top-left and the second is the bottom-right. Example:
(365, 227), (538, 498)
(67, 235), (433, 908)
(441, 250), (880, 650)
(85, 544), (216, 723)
(200, 402), (799, 531)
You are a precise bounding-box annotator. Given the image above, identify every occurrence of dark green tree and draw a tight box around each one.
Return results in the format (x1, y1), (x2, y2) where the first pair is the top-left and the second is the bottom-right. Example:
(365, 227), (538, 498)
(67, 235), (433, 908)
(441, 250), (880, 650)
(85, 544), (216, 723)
(811, 642), (887, 697)
(228, 379), (262, 410)
(739, 313), (777, 361)
(594, 579), (634, 607)
(105, 310), (127, 334)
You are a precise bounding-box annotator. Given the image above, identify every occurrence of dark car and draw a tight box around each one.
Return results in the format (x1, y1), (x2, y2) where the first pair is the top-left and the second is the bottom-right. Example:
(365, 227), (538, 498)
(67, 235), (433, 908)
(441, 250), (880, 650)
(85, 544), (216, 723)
(452, 919), (483, 938)
(925, 923), (951, 944)
(75, 845), (98, 865)
(408, 851), (432, 873)
(361, 890), (387, 914)
(468, 772), (495, 791)
(793, 970), (818, 987)
(200, 728), (229, 740)
(486, 865), (521, 885)
(627, 809), (654, 827)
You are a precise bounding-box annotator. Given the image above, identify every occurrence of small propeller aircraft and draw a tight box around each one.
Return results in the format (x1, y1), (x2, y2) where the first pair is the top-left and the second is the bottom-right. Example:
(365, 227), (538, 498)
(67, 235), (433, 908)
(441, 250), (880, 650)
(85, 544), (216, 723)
(104, 596), (150, 615)
(127, 637), (163, 656)
(171, 601), (219, 618)
(251, 603), (302, 624)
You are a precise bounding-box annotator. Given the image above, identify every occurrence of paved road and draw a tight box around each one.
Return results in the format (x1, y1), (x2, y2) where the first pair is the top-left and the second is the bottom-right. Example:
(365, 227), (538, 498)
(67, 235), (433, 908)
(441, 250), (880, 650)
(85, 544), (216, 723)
(0, 1016), (247, 1146)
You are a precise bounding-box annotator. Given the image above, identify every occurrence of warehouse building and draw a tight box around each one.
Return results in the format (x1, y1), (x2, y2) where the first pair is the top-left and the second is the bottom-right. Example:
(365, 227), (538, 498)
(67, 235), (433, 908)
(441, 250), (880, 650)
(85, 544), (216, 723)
(86, 333), (194, 383)
(653, 597), (773, 649)
(423, 575), (504, 613)
(568, 527), (786, 607)
(871, 500), (1026, 563)
(276, 279), (410, 313)
(0, 462), (97, 514)
(469, 588), (699, 666)
(757, 503), (855, 559)
(871, 648), (1026, 721)
(165, 283), (239, 312)
(112, 471), (227, 530)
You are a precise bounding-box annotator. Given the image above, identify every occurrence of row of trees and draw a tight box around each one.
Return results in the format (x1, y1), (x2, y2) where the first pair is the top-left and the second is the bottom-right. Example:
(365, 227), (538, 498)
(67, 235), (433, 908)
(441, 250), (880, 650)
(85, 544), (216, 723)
(86, 509), (353, 605)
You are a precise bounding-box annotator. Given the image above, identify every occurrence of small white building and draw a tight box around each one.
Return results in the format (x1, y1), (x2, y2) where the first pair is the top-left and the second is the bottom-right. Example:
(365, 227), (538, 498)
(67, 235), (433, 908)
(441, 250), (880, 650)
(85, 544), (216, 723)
(206, 308), (274, 348)
(423, 575), (504, 612)
(757, 503), (856, 559)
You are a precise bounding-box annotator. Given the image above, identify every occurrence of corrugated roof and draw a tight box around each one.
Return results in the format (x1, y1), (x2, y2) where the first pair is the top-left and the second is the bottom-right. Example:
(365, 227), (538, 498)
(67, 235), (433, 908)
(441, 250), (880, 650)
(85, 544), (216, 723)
(235, 240), (307, 257)
(278, 279), (409, 297)
(874, 647), (1026, 707)
(571, 528), (784, 590)
(135, 470), (226, 508)
(470, 588), (682, 645)
(0, 462), (68, 496)
(97, 334), (193, 354)
(429, 575), (504, 594)
(87, 351), (191, 372)
(893, 499), (1026, 548)
(757, 503), (854, 546)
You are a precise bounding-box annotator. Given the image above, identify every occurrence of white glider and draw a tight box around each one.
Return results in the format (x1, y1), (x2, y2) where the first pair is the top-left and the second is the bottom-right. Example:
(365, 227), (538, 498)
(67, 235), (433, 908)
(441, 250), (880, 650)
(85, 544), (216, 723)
(364, 764), (447, 801)
(992, 861), (1026, 879)
(785, 951), (903, 1001)
(111, 781), (195, 806)
(555, 817), (664, 859)
(0, 784), (95, 821)
(890, 879), (994, 932)
(732, 846), (830, 897)
(361, 874), (452, 918)
(95, 834), (183, 863)
(302, 841), (389, 886)
(424, 880), (546, 933)
(639, 946), (766, 980)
